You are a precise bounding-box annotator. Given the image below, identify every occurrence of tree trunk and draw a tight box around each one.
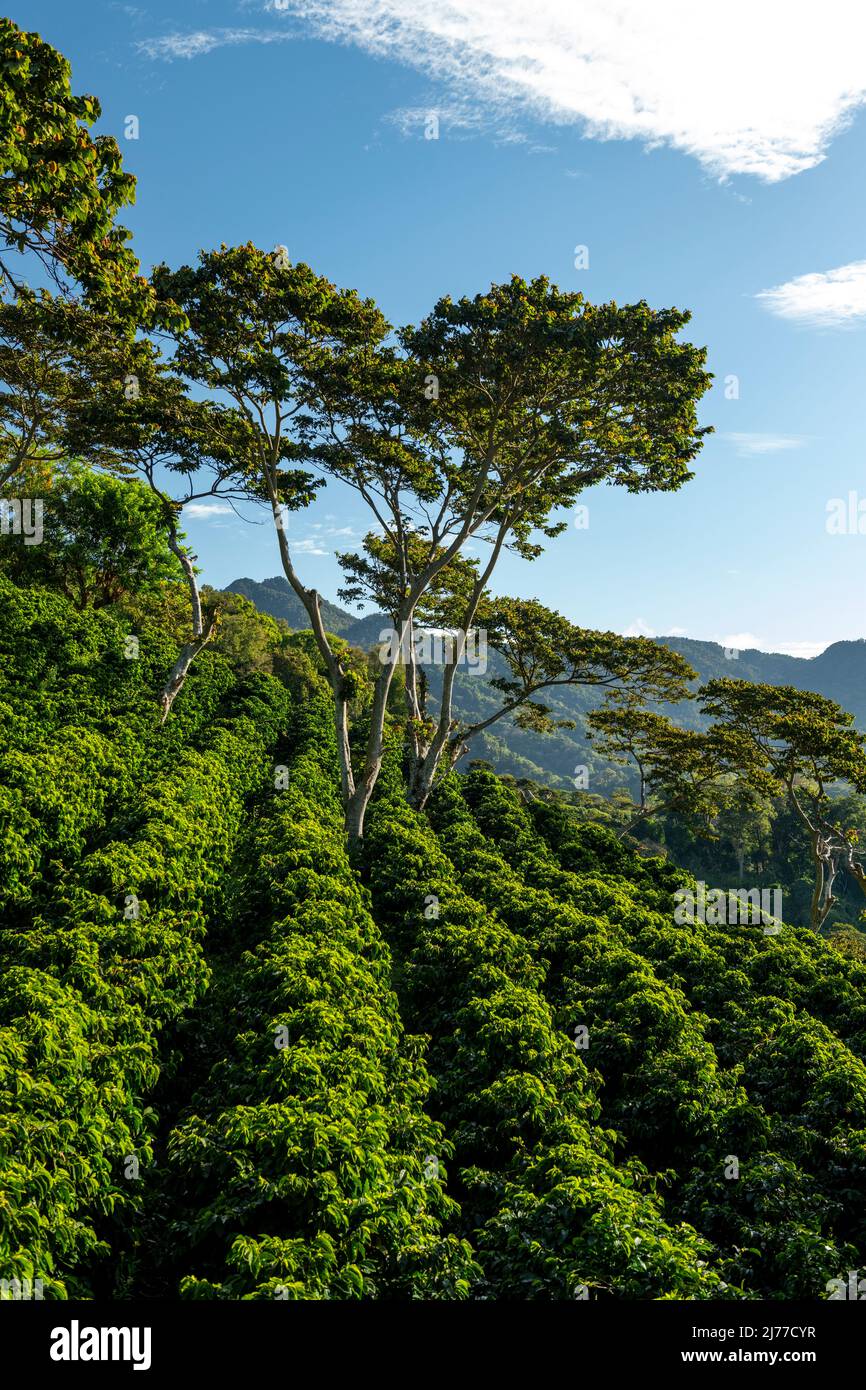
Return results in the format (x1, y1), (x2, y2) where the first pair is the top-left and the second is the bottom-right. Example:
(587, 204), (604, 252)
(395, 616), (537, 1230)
(160, 623), (217, 722)
(159, 524), (216, 722)
(808, 831), (836, 932)
(342, 614), (410, 840)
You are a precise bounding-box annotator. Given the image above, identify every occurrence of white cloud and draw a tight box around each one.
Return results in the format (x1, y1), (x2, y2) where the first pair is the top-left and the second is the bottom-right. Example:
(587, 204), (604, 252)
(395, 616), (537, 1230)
(138, 28), (292, 60)
(724, 433), (806, 456)
(718, 631), (761, 651)
(623, 623), (827, 658)
(387, 103), (487, 138)
(716, 633), (829, 658)
(292, 537), (329, 555)
(623, 617), (655, 637)
(183, 501), (235, 519)
(756, 261), (866, 328)
(770, 640), (829, 658)
(255, 0), (866, 181)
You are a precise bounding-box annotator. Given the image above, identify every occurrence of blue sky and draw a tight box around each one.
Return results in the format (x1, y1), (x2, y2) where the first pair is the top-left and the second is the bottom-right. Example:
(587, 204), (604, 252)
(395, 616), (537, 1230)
(17, 0), (866, 656)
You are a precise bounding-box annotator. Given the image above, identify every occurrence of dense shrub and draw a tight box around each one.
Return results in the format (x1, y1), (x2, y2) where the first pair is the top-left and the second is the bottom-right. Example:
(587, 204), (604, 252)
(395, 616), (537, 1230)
(362, 756), (732, 1299)
(439, 766), (866, 1296)
(0, 664), (290, 1297)
(165, 696), (477, 1300)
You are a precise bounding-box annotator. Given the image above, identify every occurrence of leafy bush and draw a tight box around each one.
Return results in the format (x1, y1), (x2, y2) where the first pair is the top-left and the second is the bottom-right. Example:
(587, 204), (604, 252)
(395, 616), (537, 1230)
(361, 756), (731, 1299)
(442, 765), (866, 1296)
(166, 695), (477, 1300)
(0, 642), (290, 1296)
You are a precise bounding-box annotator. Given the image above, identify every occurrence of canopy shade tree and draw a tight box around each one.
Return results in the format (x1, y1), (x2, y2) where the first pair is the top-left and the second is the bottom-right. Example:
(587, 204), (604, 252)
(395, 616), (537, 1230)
(339, 555), (702, 798)
(153, 247), (713, 837)
(0, 462), (183, 609)
(0, 288), (256, 717)
(0, 19), (156, 324)
(0, 289), (124, 490)
(62, 330), (258, 719)
(698, 679), (866, 931)
(586, 696), (754, 841)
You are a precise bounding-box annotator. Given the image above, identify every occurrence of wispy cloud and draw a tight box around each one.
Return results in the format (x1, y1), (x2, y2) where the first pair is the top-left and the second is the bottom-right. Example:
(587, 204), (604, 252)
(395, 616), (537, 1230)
(286, 522), (360, 555)
(138, 27), (293, 61)
(292, 537), (329, 555)
(716, 633), (829, 658)
(719, 634), (829, 658)
(724, 433), (806, 457)
(387, 103), (486, 139)
(624, 620), (686, 639)
(756, 260), (866, 328)
(771, 640), (829, 658)
(222, 0), (866, 181)
(625, 623), (826, 658)
(183, 501), (235, 519)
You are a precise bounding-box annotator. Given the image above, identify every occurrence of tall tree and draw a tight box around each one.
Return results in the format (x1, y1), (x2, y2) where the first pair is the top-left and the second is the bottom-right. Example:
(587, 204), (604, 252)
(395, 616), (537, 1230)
(64, 333), (255, 719)
(0, 290), (113, 489)
(586, 697), (749, 840)
(0, 461), (182, 608)
(155, 248), (713, 836)
(698, 679), (866, 931)
(0, 290), (251, 717)
(0, 19), (154, 322)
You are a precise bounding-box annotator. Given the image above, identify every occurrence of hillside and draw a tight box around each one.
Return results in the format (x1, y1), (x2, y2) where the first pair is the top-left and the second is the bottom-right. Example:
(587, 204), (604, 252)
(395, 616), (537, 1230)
(225, 576), (355, 635)
(4, 571), (866, 1302)
(227, 576), (866, 790)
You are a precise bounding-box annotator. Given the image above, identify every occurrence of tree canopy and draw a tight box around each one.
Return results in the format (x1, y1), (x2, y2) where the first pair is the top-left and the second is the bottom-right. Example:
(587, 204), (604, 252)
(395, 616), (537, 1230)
(0, 18), (155, 322)
(151, 249), (713, 835)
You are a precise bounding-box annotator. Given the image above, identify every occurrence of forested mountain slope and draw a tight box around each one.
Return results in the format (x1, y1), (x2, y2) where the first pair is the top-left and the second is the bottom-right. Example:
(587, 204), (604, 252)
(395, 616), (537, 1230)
(227, 576), (866, 790)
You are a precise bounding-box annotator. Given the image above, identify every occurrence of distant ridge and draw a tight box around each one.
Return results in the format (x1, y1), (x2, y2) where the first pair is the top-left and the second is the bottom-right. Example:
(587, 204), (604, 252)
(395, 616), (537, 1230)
(226, 575), (866, 787)
(225, 576), (355, 635)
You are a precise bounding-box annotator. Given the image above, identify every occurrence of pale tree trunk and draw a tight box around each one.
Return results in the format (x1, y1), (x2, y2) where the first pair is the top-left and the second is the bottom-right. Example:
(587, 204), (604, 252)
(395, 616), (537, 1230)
(809, 832), (837, 933)
(409, 524), (510, 811)
(788, 787), (838, 933)
(344, 610), (413, 839)
(266, 491), (355, 801)
(159, 527), (217, 723)
(267, 484), (414, 840)
(263, 456), (510, 836)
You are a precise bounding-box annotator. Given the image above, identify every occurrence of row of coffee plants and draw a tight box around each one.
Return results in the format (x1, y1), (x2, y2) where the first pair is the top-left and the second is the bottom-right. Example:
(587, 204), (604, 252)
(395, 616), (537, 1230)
(361, 753), (732, 1299)
(0, 639), (290, 1297)
(165, 694), (478, 1299)
(440, 767), (866, 1297)
(0, 579), (239, 919)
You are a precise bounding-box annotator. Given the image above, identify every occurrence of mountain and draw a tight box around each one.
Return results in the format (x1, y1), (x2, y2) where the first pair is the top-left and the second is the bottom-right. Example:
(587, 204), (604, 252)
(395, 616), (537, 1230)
(225, 576), (356, 635)
(226, 576), (866, 790)
(665, 637), (866, 726)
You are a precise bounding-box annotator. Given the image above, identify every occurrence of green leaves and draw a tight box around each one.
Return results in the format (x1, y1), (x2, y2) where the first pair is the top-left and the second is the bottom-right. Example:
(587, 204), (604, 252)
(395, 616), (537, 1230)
(0, 20), (154, 324)
(403, 275), (712, 528)
(363, 761), (730, 1299)
(164, 694), (477, 1300)
(0, 582), (291, 1295)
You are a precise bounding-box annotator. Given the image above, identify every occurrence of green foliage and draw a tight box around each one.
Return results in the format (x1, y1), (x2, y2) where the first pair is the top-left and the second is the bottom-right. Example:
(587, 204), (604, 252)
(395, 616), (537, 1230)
(201, 588), (285, 675)
(0, 20), (153, 321)
(165, 695), (476, 1300)
(362, 757), (731, 1299)
(448, 767), (866, 1296)
(5, 561), (866, 1302)
(1, 464), (183, 606)
(0, 576), (291, 1296)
